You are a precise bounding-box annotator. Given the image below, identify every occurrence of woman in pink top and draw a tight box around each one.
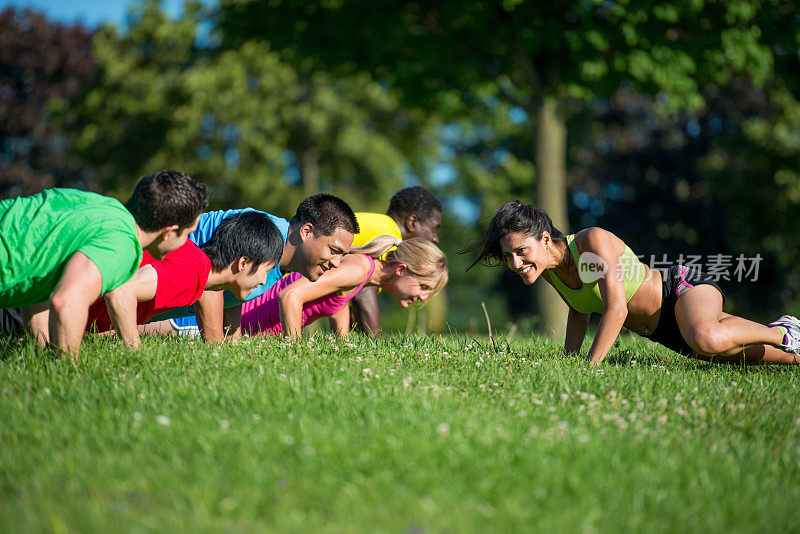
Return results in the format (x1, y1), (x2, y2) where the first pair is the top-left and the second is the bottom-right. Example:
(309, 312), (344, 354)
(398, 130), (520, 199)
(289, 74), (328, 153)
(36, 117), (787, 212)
(241, 235), (448, 338)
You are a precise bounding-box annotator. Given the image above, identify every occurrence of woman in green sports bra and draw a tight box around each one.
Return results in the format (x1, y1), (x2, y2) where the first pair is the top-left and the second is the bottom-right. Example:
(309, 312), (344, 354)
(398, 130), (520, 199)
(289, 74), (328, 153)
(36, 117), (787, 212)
(467, 201), (800, 366)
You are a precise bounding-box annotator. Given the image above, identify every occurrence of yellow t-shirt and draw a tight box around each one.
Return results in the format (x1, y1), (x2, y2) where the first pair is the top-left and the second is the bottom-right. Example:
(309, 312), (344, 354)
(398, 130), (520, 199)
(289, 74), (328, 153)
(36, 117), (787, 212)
(353, 213), (402, 248)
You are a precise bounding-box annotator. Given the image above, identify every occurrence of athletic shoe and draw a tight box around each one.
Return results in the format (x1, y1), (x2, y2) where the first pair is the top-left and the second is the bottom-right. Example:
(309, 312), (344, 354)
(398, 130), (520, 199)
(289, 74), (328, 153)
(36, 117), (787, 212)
(768, 315), (800, 355)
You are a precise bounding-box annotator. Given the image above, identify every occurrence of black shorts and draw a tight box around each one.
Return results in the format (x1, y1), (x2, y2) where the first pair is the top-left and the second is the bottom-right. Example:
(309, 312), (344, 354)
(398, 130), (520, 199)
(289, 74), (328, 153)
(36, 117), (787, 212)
(646, 265), (725, 356)
(0, 307), (26, 338)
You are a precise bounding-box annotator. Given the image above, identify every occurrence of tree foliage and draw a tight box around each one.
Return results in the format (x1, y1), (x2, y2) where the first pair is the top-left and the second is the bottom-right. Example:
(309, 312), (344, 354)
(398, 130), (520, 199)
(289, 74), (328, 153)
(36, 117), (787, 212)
(0, 8), (96, 198)
(63, 0), (440, 213)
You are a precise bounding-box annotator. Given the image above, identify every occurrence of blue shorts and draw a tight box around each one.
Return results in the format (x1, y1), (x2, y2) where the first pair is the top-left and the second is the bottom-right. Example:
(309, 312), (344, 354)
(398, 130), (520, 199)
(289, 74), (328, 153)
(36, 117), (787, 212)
(170, 315), (200, 336)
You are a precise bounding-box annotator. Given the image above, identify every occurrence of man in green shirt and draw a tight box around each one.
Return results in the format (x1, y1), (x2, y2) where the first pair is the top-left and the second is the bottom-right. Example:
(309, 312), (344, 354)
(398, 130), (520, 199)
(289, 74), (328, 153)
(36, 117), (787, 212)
(0, 169), (209, 357)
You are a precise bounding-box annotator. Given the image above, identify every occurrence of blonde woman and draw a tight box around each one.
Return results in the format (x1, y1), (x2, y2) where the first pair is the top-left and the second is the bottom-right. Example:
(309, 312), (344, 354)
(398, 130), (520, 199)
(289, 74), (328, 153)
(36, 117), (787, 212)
(240, 236), (448, 338)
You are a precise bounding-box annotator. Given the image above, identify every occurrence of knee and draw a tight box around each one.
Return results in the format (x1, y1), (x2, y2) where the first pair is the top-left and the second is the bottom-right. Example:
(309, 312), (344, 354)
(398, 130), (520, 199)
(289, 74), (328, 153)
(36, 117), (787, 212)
(687, 327), (731, 356)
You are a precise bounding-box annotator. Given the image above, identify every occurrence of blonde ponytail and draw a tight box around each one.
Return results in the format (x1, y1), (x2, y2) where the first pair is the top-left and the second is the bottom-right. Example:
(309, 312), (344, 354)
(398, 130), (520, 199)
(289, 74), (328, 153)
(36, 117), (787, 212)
(351, 236), (449, 296)
(351, 234), (403, 259)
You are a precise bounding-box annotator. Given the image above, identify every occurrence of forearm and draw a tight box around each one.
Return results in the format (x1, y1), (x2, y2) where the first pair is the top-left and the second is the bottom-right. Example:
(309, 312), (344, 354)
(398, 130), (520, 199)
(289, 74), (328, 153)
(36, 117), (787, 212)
(21, 303), (50, 346)
(49, 300), (90, 358)
(587, 308), (627, 366)
(105, 290), (141, 349)
(222, 304), (242, 341)
(352, 288), (381, 336)
(195, 291), (225, 343)
(564, 310), (590, 355)
(329, 306), (350, 337)
(279, 295), (304, 338)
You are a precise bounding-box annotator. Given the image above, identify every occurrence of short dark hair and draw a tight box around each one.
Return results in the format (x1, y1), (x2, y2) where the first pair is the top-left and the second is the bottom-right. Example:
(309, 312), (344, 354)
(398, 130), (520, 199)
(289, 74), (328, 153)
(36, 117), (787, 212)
(200, 212), (284, 274)
(125, 170), (210, 232)
(464, 201), (566, 270)
(289, 193), (359, 236)
(387, 186), (442, 221)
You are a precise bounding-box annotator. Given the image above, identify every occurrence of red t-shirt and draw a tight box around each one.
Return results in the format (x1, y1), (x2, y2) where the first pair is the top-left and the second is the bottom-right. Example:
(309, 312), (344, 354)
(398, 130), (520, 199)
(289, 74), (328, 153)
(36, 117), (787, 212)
(86, 240), (212, 332)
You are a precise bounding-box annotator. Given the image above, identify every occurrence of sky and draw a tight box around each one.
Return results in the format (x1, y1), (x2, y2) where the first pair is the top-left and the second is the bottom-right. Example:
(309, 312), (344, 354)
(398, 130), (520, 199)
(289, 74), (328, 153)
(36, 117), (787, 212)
(0, 0), (187, 27)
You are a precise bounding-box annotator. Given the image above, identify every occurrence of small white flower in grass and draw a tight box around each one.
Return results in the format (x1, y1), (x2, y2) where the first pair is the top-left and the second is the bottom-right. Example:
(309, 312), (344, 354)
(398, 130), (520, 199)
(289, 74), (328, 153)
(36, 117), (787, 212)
(252, 414), (261, 423)
(362, 368), (372, 378)
(212, 351), (219, 356)
(156, 415), (170, 427)
(133, 412), (142, 421)
(219, 420), (230, 432)
(403, 376), (413, 389)
(436, 423), (451, 437)
(278, 374), (288, 382)
(139, 393), (145, 400)
(43, 388), (51, 396)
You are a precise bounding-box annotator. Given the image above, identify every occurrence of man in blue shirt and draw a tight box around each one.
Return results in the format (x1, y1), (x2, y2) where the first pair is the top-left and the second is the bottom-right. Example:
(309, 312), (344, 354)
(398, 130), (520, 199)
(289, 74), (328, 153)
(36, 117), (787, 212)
(154, 193), (359, 341)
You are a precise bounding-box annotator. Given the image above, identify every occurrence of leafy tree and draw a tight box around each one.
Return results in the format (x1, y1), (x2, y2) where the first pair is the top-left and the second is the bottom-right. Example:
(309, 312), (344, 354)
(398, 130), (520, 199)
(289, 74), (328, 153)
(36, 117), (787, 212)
(218, 0), (791, 336)
(0, 8), (96, 198)
(64, 0), (439, 215)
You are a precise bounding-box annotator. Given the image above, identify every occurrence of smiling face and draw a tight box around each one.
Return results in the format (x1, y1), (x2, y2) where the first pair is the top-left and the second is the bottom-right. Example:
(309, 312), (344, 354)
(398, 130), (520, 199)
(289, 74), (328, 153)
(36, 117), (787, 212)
(296, 225), (354, 281)
(383, 266), (435, 308)
(229, 259), (275, 299)
(499, 231), (552, 285)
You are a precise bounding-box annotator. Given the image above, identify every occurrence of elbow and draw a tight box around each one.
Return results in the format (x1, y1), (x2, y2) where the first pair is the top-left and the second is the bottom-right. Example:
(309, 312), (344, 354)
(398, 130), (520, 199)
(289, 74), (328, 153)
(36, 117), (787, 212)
(50, 293), (70, 318)
(279, 291), (301, 313)
(604, 304), (628, 322)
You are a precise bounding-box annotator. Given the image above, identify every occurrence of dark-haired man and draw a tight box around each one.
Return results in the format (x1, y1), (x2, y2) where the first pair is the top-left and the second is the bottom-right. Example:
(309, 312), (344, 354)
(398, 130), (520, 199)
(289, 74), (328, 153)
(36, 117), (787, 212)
(84, 212), (284, 348)
(0, 170), (209, 356)
(350, 186), (442, 335)
(158, 193), (360, 341)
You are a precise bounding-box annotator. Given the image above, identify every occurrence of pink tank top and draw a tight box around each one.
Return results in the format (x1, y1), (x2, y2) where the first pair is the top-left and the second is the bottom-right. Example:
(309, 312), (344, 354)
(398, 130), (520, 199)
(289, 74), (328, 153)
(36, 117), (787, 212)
(240, 254), (376, 335)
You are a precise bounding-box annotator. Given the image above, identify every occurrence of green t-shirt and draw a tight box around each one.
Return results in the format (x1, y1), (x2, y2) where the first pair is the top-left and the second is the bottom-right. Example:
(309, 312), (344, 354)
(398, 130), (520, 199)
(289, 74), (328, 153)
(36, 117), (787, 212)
(0, 188), (142, 307)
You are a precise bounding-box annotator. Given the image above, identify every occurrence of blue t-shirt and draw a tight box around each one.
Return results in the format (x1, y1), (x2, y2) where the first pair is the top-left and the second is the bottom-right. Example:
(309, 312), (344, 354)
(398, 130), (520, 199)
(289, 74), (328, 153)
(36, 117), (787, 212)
(150, 208), (289, 321)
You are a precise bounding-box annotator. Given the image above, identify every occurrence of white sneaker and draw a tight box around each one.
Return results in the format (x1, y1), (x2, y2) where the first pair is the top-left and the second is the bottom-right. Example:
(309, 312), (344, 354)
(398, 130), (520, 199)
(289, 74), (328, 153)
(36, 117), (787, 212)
(768, 315), (800, 355)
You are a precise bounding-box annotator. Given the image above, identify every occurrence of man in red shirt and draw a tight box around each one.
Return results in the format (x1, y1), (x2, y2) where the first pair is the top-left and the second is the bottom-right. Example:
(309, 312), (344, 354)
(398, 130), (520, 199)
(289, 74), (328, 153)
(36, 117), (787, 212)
(85, 212), (283, 348)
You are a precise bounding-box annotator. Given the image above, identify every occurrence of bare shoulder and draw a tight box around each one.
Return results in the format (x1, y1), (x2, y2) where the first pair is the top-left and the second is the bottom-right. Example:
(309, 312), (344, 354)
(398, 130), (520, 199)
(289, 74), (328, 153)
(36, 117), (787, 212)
(340, 253), (372, 278)
(573, 227), (625, 256)
(314, 253), (371, 291)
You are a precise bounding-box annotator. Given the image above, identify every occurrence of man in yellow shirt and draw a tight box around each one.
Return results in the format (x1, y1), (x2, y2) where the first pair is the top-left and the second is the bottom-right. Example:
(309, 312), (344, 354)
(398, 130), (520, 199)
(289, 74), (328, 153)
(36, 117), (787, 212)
(352, 186), (442, 335)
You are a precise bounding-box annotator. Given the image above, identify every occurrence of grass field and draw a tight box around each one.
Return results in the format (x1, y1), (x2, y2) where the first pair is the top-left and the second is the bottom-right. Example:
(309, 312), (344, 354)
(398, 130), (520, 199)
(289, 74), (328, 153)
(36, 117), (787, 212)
(1, 332), (799, 533)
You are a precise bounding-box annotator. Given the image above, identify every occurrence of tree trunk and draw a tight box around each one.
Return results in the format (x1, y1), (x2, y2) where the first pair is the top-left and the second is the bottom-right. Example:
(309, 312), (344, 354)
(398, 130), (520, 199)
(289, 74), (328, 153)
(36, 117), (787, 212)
(535, 96), (568, 339)
(302, 145), (320, 197)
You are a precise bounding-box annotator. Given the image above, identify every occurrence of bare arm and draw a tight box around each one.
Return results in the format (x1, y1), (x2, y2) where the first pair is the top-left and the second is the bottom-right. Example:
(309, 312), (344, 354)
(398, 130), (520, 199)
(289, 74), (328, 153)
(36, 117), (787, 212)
(194, 290), (225, 343)
(104, 265), (158, 350)
(279, 255), (370, 339)
(21, 302), (50, 347)
(580, 229), (629, 366)
(139, 320), (176, 336)
(350, 286), (381, 337)
(47, 251), (104, 359)
(328, 305), (350, 337)
(222, 304), (242, 341)
(564, 308), (590, 355)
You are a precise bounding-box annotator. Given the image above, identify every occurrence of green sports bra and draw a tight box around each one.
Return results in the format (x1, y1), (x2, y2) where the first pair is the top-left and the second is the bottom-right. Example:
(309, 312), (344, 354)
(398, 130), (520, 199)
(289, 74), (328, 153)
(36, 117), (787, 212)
(545, 234), (647, 314)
